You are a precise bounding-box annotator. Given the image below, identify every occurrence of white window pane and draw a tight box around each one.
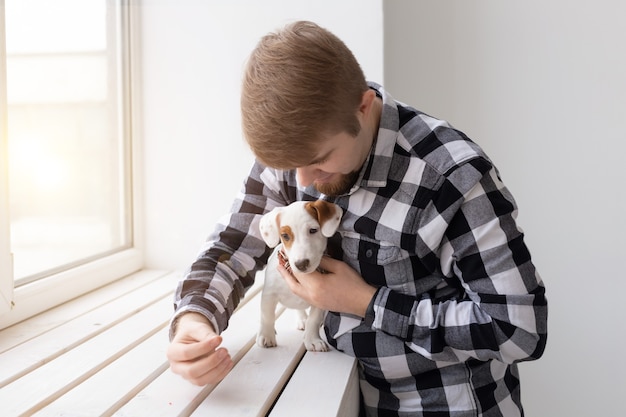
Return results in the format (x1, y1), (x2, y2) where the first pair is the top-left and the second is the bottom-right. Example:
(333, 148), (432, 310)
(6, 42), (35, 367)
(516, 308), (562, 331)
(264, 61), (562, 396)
(7, 54), (108, 103)
(5, 0), (106, 54)
(6, 0), (131, 283)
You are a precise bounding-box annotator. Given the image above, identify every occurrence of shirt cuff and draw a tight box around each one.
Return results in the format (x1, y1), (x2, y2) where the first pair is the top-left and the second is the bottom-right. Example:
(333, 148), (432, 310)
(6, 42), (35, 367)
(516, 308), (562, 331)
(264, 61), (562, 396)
(363, 287), (381, 328)
(367, 286), (416, 341)
(168, 307), (219, 341)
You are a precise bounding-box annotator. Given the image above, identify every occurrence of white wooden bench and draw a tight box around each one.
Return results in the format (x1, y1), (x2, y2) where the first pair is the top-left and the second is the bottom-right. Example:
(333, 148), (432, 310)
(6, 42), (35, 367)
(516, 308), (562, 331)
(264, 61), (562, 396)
(0, 270), (360, 416)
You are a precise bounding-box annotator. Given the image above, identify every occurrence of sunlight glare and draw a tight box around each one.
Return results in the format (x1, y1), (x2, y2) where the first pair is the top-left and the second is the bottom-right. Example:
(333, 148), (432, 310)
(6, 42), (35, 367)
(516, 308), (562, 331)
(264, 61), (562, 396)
(9, 134), (70, 193)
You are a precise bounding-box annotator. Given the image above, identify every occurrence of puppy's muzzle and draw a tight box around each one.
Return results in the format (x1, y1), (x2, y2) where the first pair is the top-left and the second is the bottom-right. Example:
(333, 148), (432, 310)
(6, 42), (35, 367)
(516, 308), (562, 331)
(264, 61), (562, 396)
(278, 249), (328, 276)
(294, 259), (310, 272)
(278, 250), (312, 274)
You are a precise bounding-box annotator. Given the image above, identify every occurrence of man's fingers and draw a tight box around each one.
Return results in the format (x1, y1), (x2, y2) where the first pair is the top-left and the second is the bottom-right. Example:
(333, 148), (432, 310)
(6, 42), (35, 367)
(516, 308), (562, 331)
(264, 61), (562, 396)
(183, 347), (229, 379)
(278, 263), (298, 284)
(166, 316), (235, 386)
(168, 335), (222, 362)
(188, 335), (222, 359)
(187, 350), (234, 386)
(169, 341), (233, 386)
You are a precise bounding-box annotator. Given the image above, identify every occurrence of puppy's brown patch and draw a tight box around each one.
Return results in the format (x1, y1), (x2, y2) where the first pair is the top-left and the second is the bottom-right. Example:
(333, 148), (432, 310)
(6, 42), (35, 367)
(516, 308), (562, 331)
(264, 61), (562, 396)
(279, 225), (294, 249)
(305, 200), (338, 227)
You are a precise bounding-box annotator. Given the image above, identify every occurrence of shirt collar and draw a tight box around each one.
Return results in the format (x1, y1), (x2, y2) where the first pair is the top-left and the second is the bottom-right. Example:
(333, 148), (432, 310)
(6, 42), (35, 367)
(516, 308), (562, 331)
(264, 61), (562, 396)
(351, 82), (399, 191)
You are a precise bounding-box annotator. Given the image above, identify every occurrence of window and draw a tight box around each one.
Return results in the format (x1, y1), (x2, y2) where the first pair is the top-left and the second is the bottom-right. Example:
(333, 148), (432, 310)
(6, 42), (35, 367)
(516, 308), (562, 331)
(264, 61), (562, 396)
(0, 0), (141, 326)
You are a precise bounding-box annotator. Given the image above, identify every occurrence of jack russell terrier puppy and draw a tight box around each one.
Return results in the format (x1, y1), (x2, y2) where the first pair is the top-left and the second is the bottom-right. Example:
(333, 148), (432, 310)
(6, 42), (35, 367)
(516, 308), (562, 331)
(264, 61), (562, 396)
(257, 200), (343, 352)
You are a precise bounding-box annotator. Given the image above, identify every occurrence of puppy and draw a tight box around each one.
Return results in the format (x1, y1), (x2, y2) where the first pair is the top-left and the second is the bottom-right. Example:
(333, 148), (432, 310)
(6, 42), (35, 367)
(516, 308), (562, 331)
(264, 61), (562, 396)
(257, 200), (343, 352)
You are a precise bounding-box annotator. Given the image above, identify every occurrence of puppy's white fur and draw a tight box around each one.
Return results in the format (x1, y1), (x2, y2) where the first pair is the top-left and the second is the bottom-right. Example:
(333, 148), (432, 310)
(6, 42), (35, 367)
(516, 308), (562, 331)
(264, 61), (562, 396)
(257, 200), (342, 352)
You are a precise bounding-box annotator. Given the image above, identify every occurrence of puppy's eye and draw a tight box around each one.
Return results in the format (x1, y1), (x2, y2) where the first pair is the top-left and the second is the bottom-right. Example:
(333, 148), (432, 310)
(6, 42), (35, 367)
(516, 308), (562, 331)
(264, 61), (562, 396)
(309, 228), (318, 235)
(281, 233), (291, 242)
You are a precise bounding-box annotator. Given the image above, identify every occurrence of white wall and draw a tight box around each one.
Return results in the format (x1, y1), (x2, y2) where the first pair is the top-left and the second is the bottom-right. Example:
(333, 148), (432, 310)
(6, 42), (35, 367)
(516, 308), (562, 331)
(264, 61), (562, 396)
(139, 0), (383, 269)
(384, 1), (626, 416)
(141, 1), (626, 414)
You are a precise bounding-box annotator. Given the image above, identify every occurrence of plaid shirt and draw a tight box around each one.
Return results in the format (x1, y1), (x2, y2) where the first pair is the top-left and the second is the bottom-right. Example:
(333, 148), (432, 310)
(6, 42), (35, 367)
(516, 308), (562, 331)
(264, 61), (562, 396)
(173, 82), (548, 416)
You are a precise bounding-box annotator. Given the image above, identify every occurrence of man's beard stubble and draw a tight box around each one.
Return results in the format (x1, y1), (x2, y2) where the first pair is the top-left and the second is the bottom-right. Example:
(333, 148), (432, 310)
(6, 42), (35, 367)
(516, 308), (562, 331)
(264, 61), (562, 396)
(313, 170), (360, 196)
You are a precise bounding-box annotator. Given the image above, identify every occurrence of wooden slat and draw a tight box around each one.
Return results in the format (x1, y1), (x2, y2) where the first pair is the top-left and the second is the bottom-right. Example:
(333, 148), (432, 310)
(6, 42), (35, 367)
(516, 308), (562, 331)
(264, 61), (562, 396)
(112, 364), (206, 417)
(0, 269), (361, 417)
(190, 308), (307, 417)
(113, 277), (269, 417)
(0, 271), (177, 388)
(31, 328), (170, 417)
(0, 269), (171, 353)
(0, 297), (171, 416)
(269, 349), (360, 417)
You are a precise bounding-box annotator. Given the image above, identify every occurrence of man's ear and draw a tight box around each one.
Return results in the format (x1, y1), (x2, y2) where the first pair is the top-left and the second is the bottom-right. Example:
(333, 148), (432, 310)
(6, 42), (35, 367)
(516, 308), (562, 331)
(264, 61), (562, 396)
(259, 207), (283, 247)
(305, 200), (343, 237)
(357, 89), (377, 121)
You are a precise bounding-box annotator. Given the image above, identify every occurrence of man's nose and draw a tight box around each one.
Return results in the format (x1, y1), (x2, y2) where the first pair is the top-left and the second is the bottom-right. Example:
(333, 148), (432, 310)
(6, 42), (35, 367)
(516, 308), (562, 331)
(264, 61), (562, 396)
(296, 166), (317, 187)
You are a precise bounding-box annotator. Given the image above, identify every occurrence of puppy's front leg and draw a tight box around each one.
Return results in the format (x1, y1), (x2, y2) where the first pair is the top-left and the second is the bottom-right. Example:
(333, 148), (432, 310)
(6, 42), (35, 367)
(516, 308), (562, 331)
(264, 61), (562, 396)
(257, 291), (279, 348)
(296, 309), (308, 330)
(303, 307), (328, 352)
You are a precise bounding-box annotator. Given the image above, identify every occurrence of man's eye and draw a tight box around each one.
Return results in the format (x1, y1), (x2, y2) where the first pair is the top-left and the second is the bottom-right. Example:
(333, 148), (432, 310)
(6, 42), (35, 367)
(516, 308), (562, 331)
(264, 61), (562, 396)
(309, 228), (318, 235)
(281, 233), (291, 241)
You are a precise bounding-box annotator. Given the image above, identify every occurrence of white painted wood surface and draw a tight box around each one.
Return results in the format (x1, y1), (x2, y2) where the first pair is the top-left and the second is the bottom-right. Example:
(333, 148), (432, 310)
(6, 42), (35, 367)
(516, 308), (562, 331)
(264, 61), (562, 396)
(0, 270), (359, 416)
(270, 349), (360, 417)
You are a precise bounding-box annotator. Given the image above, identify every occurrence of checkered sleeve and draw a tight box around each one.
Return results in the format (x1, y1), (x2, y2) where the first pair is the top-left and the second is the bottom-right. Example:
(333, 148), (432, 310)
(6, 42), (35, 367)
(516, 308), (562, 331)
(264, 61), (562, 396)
(369, 158), (548, 364)
(170, 162), (293, 338)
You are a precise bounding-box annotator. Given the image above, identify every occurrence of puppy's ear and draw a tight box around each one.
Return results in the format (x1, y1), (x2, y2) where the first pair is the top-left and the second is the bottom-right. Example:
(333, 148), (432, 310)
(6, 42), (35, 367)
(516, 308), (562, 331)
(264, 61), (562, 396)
(305, 200), (343, 237)
(259, 207), (283, 247)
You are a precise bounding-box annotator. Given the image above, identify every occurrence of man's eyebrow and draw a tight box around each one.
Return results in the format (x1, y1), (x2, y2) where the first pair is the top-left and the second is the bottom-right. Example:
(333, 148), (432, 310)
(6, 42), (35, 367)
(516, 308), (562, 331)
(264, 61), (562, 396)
(308, 149), (333, 165)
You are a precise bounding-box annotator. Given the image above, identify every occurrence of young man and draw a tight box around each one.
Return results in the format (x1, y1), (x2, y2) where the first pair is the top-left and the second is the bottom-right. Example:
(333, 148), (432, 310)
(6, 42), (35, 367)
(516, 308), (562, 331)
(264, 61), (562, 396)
(167, 21), (547, 416)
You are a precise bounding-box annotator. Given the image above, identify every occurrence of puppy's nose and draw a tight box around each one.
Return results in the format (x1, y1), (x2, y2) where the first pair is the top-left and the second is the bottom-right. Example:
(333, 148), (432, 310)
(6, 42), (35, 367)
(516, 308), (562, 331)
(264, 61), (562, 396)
(294, 259), (310, 272)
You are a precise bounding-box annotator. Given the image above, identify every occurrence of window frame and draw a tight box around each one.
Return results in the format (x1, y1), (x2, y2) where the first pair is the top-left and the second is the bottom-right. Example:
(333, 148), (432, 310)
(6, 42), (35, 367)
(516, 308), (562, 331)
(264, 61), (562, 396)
(1, 2), (13, 316)
(0, 1), (143, 329)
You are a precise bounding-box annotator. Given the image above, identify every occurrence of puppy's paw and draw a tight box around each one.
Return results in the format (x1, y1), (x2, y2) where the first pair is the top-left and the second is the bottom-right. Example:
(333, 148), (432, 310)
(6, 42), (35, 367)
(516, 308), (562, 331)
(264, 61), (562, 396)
(304, 338), (329, 352)
(297, 318), (306, 331)
(257, 333), (277, 348)
(296, 310), (308, 331)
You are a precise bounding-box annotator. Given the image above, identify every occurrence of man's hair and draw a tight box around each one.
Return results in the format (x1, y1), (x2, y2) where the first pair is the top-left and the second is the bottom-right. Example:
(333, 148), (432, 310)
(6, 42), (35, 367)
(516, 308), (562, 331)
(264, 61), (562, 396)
(241, 21), (368, 169)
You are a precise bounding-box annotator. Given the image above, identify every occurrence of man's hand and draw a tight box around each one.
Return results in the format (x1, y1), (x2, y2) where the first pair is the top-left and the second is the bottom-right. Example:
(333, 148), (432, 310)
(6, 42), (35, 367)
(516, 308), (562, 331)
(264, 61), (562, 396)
(278, 256), (377, 317)
(166, 312), (233, 386)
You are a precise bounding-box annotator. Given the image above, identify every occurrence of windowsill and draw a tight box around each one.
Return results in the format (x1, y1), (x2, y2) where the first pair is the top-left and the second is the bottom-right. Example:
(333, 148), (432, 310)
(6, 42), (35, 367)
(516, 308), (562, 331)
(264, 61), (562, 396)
(10, 215), (126, 281)
(0, 269), (360, 416)
(0, 247), (143, 330)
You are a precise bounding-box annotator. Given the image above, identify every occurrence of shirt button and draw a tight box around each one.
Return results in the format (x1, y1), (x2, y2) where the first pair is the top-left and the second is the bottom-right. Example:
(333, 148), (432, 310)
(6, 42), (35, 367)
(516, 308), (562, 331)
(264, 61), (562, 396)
(365, 249), (373, 258)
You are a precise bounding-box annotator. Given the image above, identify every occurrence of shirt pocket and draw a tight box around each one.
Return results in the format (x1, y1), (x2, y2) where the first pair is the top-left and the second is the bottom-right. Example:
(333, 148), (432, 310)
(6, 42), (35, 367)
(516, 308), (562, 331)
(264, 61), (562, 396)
(341, 232), (414, 293)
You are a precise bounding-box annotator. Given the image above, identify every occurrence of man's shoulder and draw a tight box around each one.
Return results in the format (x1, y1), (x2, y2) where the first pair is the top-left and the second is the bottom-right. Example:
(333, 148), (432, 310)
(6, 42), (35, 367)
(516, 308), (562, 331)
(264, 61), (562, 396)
(394, 104), (490, 178)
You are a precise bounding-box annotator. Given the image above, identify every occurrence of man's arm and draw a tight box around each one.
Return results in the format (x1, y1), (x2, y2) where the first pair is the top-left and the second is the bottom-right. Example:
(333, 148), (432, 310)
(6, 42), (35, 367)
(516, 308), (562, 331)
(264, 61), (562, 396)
(367, 163), (547, 364)
(171, 162), (288, 337)
(167, 162), (294, 384)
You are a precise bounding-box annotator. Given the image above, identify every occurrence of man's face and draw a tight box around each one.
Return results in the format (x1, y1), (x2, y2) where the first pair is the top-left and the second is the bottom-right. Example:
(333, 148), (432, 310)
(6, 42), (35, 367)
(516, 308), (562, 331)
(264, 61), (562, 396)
(296, 130), (370, 196)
